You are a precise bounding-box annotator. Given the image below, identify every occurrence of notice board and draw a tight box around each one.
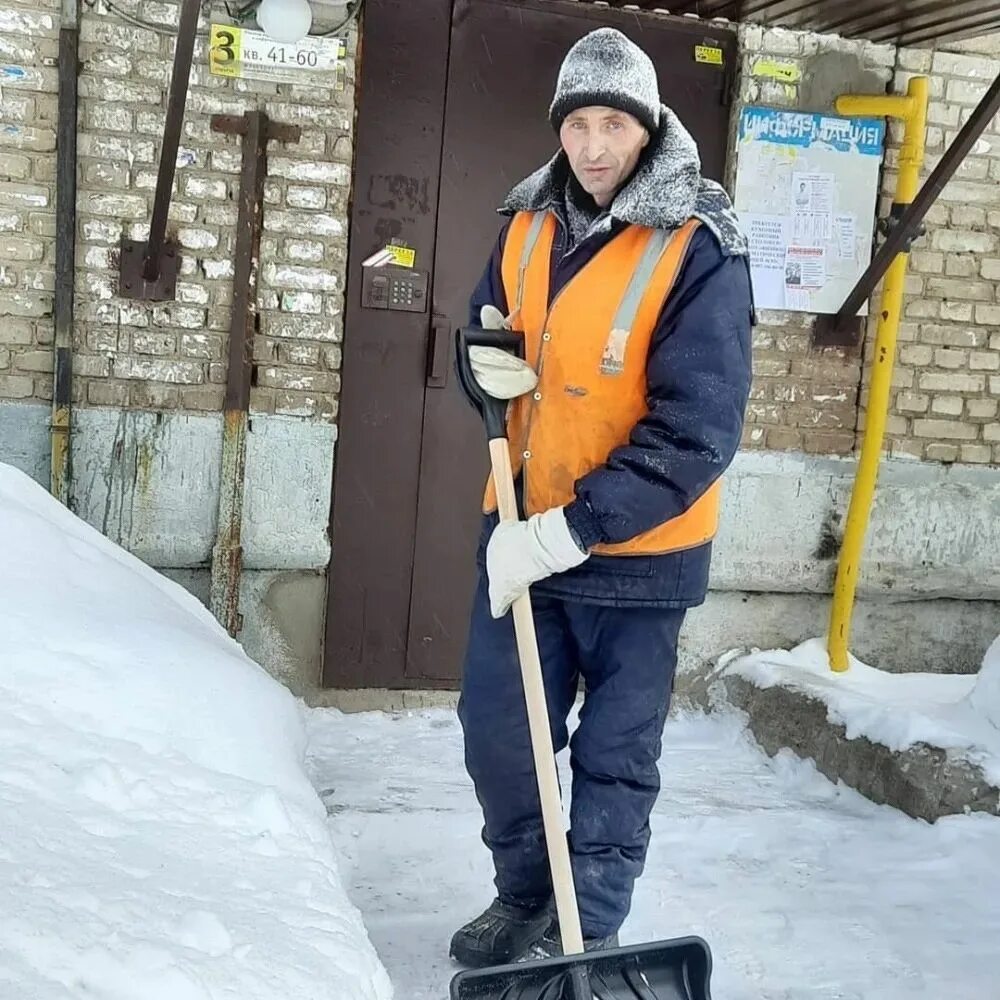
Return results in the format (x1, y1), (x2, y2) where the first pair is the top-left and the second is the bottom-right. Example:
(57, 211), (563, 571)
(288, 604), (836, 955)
(734, 107), (886, 314)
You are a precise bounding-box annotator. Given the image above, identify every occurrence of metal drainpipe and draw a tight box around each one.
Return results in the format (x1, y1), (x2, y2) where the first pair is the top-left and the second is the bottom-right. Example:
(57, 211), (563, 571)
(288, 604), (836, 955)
(52, 0), (79, 505)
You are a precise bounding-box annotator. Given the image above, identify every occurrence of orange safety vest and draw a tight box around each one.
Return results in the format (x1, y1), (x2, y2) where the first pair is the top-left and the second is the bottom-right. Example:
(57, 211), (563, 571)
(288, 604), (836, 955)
(482, 210), (722, 557)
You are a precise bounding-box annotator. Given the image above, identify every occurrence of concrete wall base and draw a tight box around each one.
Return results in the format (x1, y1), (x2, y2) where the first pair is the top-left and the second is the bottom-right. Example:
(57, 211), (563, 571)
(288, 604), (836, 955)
(712, 675), (1000, 821)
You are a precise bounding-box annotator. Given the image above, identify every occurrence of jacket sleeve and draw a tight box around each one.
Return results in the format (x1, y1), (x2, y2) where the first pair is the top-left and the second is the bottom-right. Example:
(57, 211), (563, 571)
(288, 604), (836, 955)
(564, 227), (754, 548)
(468, 222), (510, 325)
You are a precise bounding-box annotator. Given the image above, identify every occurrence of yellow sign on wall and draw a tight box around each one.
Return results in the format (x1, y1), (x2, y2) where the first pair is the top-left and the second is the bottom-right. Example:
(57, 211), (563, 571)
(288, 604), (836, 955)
(209, 23), (345, 85)
(694, 45), (724, 66)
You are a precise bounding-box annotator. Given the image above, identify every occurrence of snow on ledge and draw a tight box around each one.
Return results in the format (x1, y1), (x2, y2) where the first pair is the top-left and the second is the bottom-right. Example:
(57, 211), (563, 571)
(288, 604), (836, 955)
(0, 464), (392, 1000)
(722, 636), (1000, 785)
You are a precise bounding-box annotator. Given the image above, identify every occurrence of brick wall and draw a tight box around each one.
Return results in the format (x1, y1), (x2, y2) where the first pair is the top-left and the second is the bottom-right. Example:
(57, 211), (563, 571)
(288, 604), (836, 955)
(0, 0), (354, 422)
(878, 39), (1000, 464)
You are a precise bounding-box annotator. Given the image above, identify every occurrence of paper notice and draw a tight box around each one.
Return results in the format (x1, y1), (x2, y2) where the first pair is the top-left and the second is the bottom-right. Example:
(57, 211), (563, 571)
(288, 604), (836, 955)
(835, 213), (856, 260)
(792, 171), (834, 214)
(793, 211), (831, 243)
(744, 213), (787, 310)
(785, 245), (825, 289)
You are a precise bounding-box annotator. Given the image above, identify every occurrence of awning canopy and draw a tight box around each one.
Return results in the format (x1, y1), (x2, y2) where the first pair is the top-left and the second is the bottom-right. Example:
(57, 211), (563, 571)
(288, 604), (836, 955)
(611, 1), (1000, 47)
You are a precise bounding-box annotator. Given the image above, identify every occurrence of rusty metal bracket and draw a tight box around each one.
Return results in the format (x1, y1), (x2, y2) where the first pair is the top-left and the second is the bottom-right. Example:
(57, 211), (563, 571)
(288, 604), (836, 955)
(209, 111), (301, 638)
(814, 70), (1000, 348)
(118, 0), (200, 302)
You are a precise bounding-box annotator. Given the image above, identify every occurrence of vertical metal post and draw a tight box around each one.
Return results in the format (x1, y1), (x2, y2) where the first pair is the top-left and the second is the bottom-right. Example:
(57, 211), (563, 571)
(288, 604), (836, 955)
(118, 0), (201, 300)
(209, 112), (300, 637)
(52, 0), (79, 506)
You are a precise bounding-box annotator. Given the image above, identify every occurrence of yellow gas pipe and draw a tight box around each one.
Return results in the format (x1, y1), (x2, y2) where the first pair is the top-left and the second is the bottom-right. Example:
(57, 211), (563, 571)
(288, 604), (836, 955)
(827, 77), (929, 672)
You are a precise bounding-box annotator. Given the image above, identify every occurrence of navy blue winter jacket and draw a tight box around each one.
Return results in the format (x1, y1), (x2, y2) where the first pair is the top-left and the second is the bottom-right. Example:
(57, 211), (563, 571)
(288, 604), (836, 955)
(468, 210), (754, 609)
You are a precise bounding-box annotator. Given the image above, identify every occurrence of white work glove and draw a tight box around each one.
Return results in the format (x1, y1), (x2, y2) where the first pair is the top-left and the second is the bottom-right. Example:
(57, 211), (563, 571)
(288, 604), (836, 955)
(469, 305), (538, 400)
(486, 506), (589, 618)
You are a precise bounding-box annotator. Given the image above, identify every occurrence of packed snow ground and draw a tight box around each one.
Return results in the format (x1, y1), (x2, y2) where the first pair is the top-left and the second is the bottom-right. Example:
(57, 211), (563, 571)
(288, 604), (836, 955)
(309, 705), (1000, 1000)
(0, 464), (390, 1000)
(725, 637), (1000, 783)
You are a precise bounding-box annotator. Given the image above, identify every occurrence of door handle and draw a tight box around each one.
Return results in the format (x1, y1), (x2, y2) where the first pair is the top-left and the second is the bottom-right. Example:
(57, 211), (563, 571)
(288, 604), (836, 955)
(426, 314), (451, 388)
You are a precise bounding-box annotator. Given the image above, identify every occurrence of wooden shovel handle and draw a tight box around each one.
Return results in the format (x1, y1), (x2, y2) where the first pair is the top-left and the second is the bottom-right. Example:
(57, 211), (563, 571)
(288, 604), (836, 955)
(487, 438), (585, 957)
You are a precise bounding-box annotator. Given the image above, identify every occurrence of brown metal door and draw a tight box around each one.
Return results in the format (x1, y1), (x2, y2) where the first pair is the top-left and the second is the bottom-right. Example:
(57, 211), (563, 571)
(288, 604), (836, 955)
(402, 0), (736, 683)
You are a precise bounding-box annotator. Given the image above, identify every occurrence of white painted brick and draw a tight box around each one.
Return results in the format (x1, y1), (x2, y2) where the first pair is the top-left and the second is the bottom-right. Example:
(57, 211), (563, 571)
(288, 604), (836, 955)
(975, 305), (1000, 326)
(78, 77), (162, 105)
(180, 333), (222, 359)
(930, 395), (964, 417)
(151, 305), (208, 330)
(898, 48), (932, 72)
(968, 398), (998, 419)
(0, 374), (33, 397)
(119, 302), (151, 328)
(86, 50), (133, 77)
(177, 228), (220, 251)
(895, 392), (929, 414)
(80, 19), (161, 51)
(83, 246), (112, 270)
(283, 239), (325, 263)
(280, 291), (323, 314)
(82, 219), (122, 244)
(0, 152), (31, 179)
(899, 344), (933, 366)
(946, 79), (992, 106)
(934, 348), (967, 369)
(0, 292), (51, 317)
(22, 269), (54, 293)
(918, 372), (985, 393)
(82, 273), (116, 301)
(132, 331), (176, 356)
(264, 210), (344, 237)
(0, 124), (56, 153)
(913, 419), (978, 440)
(261, 314), (340, 342)
(200, 204), (238, 226)
(960, 444), (993, 464)
(927, 102), (961, 127)
(940, 302), (974, 323)
(933, 51), (1000, 78)
(286, 185), (327, 210)
(78, 133), (156, 163)
(84, 161), (130, 188)
(0, 64), (58, 93)
(87, 104), (134, 133)
(209, 148), (243, 174)
(202, 259), (234, 280)
(0, 183), (48, 209)
(176, 282), (211, 306)
(184, 176), (228, 200)
(113, 357), (203, 384)
(269, 158), (351, 185)
(81, 191), (148, 219)
(263, 102), (351, 131)
(186, 90), (255, 118)
(970, 351), (1000, 371)
(166, 202), (199, 224)
(262, 263), (338, 292)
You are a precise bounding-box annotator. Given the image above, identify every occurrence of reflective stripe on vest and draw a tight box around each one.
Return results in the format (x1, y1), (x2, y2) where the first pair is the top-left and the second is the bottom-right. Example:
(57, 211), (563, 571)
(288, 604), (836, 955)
(483, 210), (722, 558)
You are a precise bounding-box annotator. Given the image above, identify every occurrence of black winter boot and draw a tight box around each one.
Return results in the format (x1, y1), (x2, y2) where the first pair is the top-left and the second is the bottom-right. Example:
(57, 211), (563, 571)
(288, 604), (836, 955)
(450, 898), (551, 968)
(529, 919), (620, 960)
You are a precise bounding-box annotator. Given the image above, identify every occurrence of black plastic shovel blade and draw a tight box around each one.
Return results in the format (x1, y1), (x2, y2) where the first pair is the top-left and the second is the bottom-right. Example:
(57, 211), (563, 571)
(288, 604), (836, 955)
(450, 936), (712, 1000)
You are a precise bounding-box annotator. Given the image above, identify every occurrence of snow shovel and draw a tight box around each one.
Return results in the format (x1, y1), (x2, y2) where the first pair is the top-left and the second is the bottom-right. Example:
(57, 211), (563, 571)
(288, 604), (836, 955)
(452, 322), (714, 1000)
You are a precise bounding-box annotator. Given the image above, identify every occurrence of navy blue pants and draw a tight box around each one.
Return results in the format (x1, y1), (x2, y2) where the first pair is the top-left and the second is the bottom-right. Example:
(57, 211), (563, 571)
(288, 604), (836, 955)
(457, 573), (685, 939)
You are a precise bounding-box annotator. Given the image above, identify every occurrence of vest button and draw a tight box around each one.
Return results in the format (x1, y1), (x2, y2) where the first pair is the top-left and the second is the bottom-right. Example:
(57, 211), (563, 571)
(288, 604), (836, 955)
(542, 333), (551, 341)
(522, 450), (532, 460)
(533, 392), (542, 401)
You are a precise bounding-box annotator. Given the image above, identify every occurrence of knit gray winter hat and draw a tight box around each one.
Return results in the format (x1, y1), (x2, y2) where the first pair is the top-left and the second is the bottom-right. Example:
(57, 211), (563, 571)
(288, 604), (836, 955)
(549, 28), (661, 135)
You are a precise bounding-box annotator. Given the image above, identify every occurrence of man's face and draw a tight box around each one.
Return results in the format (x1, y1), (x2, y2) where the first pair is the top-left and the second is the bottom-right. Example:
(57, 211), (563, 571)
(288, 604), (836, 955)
(559, 106), (650, 207)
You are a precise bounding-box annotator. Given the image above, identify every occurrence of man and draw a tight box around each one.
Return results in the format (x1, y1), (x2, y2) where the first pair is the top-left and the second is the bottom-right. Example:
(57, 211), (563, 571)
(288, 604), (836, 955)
(451, 27), (754, 968)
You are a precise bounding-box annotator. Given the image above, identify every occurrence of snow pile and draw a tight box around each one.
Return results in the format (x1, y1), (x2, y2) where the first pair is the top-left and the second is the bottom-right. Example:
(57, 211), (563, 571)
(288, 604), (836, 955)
(968, 635), (1000, 731)
(0, 464), (391, 1000)
(724, 637), (1000, 783)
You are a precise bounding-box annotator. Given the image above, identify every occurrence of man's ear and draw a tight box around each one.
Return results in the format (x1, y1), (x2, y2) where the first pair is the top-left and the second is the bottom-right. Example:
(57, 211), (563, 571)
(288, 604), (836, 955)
(641, 130), (651, 148)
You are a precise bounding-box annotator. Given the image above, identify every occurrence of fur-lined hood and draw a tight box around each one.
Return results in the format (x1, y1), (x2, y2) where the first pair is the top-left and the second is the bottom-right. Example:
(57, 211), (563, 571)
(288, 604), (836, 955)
(501, 106), (748, 257)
